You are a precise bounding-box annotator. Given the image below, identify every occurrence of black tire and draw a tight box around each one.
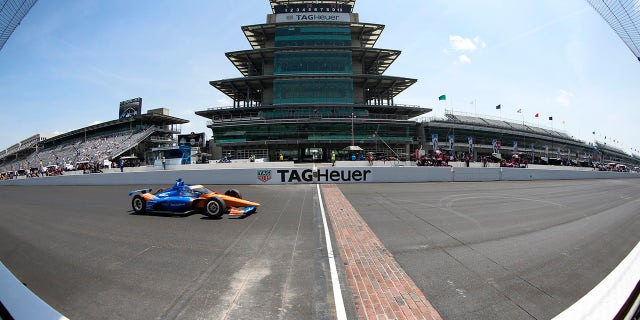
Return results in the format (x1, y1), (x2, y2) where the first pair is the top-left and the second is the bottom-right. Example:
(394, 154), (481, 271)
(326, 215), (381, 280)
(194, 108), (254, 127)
(131, 195), (146, 214)
(204, 197), (226, 218)
(224, 189), (242, 199)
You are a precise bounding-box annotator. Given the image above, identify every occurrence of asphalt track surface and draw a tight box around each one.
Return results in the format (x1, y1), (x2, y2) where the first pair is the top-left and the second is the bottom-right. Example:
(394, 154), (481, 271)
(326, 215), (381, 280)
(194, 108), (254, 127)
(0, 179), (639, 319)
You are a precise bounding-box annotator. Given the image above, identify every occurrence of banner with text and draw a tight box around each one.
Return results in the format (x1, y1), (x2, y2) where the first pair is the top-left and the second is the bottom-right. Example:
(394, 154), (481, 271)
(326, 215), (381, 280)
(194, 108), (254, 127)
(276, 12), (351, 23)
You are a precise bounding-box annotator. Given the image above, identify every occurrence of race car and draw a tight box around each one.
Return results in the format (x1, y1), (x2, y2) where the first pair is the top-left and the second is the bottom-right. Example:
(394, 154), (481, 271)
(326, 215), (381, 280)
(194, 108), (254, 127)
(128, 179), (260, 218)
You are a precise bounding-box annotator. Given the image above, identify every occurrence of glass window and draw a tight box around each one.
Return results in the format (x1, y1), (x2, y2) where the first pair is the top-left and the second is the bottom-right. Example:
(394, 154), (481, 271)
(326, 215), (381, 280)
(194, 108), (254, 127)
(275, 26), (351, 47)
(273, 79), (354, 104)
(274, 51), (352, 74)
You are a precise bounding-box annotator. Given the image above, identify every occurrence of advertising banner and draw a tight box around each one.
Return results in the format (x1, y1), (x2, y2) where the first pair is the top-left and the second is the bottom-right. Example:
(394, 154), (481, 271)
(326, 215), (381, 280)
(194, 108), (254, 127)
(178, 132), (206, 148)
(432, 134), (439, 151)
(119, 98), (142, 119)
(275, 12), (351, 23)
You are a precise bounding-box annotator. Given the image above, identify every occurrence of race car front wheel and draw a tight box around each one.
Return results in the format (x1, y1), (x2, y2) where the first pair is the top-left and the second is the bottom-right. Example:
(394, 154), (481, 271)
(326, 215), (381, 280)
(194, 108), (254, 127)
(132, 195), (147, 214)
(204, 197), (226, 218)
(224, 189), (242, 199)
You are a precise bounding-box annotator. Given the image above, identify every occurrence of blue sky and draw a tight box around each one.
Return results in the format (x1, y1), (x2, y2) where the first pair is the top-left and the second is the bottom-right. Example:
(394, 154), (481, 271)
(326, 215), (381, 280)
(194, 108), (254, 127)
(1, 0), (638, 154)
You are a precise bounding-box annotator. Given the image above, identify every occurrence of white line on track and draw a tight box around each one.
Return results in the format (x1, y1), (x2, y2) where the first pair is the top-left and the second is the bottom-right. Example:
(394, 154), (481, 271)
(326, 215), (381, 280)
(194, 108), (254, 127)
(316, 184), (347, 320)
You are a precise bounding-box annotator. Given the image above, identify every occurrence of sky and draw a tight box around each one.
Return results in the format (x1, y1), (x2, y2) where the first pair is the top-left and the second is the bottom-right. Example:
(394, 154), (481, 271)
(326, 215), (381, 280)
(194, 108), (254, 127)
(1, 0), (638, 154)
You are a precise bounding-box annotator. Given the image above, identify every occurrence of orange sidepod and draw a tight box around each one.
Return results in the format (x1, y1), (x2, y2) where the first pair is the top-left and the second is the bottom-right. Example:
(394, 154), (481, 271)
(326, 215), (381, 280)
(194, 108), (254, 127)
(200, 193), (260, 208)
(142, 193), (155, 201)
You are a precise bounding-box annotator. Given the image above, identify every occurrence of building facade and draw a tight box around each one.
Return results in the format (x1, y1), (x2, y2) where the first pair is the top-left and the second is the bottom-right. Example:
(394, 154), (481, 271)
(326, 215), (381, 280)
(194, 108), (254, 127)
(196, 0), (429, 162)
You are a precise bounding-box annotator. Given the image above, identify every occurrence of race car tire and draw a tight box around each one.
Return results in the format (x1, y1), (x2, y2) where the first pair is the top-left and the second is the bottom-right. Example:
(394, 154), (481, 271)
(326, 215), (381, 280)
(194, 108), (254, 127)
(131, 195), (147, 214)
(224, 189), (242, 199)
(204, 197), (226, 218)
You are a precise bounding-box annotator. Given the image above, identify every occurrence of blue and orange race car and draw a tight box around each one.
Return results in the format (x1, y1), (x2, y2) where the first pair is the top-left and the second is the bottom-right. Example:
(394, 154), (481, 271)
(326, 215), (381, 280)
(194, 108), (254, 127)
(128, 179), (260, 218)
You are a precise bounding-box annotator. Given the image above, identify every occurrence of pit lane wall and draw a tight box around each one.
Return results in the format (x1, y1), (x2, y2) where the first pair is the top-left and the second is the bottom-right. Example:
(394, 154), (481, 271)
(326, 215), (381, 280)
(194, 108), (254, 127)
(1, 166), (638, 186)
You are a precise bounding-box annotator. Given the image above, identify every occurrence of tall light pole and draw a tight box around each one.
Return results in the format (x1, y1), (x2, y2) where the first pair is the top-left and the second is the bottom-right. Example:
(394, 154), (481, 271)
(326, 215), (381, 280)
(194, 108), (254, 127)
(351, 112), (355, 146)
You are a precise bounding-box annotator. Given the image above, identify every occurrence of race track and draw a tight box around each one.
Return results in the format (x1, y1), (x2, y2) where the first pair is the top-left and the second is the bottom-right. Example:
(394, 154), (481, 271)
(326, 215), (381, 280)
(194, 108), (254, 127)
(1, 179), (639, 319)
(339, 179), (640, 319)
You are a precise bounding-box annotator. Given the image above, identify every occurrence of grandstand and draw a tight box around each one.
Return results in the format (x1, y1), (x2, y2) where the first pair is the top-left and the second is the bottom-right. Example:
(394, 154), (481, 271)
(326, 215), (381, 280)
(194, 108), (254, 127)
(0, 108), (189, 174)
(423, 111), (640, 167)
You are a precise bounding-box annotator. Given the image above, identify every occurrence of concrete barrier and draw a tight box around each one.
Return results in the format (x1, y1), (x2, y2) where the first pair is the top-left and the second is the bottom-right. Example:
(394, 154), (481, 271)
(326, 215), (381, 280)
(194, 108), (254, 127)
(1, 166), (637, 186)
(0, 262), (69, 320)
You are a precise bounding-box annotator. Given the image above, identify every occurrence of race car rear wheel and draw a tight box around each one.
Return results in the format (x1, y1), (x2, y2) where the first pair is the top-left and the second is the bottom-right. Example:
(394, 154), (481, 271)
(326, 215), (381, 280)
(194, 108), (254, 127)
(204, 197), (226, 218)
(132, 195), (147, 214)
(224, 189), (242, 199)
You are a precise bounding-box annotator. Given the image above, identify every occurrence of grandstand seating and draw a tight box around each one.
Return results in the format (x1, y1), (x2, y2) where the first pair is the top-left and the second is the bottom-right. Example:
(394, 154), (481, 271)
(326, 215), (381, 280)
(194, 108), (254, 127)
(0, 126), (157, 171)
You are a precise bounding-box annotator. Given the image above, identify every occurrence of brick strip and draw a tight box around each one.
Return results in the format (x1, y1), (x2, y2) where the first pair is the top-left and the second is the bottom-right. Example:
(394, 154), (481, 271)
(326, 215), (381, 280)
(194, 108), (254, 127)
(321, 184), (442, 320)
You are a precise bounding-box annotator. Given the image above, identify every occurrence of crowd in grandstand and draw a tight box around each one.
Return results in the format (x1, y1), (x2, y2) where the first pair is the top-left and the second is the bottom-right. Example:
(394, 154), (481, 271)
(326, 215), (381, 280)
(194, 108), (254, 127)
(0, 128), (153, 178)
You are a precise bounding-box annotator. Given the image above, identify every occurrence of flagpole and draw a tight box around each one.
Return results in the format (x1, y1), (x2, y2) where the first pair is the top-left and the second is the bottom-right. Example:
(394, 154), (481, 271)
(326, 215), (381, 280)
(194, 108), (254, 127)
(474, 99), (477, 117)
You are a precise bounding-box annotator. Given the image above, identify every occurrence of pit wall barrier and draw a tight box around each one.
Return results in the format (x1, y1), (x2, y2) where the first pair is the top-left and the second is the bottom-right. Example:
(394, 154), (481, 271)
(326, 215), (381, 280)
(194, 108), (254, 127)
(1, 166), (637, 186)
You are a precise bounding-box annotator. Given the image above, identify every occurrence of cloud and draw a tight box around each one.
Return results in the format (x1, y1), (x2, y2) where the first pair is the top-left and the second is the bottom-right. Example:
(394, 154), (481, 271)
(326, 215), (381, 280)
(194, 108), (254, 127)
(449, 35), (477, 51)
(449, 35), (486, 52)
(556, 89), (573, 107)
(448, 35), (486, 65)
(474, 36), (487, 49)
(458, 54), (472, 64)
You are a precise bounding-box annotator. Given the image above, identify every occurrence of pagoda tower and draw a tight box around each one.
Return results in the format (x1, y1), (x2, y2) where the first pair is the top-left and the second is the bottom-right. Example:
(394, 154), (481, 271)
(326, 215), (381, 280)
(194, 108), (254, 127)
(196, 0), (430, 162)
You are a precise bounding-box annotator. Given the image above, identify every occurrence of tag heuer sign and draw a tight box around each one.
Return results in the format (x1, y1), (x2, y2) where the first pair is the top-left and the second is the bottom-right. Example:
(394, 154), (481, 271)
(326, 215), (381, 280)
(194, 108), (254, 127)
(275, 12), (350, 23)
(257, 170), (272, 183)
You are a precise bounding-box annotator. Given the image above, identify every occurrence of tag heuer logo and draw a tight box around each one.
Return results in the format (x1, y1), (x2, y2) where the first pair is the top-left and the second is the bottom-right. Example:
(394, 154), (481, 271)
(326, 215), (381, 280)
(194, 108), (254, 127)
(257, 170), (272, 183)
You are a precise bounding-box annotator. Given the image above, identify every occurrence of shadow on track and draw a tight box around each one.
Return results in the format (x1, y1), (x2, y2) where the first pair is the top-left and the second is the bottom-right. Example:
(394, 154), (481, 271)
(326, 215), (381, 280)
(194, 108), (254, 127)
(128, 210), (222, 220)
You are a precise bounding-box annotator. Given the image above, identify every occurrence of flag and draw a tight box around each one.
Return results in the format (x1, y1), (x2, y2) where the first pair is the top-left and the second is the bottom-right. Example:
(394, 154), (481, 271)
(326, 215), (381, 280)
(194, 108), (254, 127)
(534, 113), (539, 118)
(548, 116), (553, 120)
(496, 104), (501, 110)
(517, 109), (522, 113)
(438, 95), (446, 101)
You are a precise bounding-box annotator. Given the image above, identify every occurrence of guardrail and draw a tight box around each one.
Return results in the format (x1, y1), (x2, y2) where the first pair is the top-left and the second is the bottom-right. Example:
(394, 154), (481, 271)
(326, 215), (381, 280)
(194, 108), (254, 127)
(1, 165), (637, 186)
(0, 262), (69, 320)
(552, 242), (640, 320)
